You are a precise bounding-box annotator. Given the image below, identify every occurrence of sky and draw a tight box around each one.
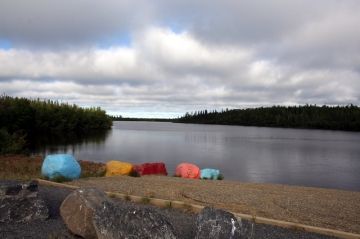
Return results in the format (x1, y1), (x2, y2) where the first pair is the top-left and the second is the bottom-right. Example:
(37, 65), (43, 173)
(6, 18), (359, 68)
(1, 0), (360, 118)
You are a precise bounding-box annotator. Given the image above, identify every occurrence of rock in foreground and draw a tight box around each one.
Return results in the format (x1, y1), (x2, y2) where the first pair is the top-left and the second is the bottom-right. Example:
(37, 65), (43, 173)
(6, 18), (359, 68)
(60, 188), (109, 239)
(0, 180), (48, 223)
(93, 200), (177, 239)
(195, 207), (246, 239)
(60, 187), (177, 239)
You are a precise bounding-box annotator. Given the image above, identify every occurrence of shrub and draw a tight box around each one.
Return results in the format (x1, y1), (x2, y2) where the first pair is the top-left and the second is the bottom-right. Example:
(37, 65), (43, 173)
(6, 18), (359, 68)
(141, 197), (150, 204)
(80, 160), (106, 178)
(0, 128), (26, 154)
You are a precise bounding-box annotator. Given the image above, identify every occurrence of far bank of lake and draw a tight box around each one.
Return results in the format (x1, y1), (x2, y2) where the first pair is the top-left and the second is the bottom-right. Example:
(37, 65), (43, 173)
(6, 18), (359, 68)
(32, 121), (360, 191)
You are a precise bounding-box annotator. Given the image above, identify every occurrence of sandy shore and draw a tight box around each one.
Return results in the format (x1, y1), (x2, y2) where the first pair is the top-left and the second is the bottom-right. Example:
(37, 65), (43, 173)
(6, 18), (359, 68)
(66, 175), (360, 234)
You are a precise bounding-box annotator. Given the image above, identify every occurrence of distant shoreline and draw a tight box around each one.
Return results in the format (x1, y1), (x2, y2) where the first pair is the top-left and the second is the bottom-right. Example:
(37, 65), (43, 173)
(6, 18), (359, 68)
(112, 119), (360, 133)
(111, 105), (360, 132)
(112, 117), (173, 122)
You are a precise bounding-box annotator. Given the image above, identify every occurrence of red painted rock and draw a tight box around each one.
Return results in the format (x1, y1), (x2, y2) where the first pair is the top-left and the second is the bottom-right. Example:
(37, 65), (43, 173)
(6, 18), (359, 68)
(133, 162), (168, 176)
(175, 163), (200, 179)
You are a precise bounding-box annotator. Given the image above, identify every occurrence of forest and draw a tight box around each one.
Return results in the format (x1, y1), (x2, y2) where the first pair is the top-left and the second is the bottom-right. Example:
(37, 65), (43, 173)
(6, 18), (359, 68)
(176, 105), (360, 131)
(0, 95), (112, 154)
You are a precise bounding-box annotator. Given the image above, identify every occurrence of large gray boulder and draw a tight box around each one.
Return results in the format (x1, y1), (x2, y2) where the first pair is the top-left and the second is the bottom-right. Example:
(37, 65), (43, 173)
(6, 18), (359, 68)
(195, 207), (246, 239)
(93, 200), (177, 239)
(60, 188), (109, 239)
(0, 180), (48, 223)
(60, 187), (177, 239)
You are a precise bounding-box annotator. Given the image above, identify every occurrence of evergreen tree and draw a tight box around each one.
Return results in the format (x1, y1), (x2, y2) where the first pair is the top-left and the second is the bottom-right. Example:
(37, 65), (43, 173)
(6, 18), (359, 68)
(176, 105), (360, 131)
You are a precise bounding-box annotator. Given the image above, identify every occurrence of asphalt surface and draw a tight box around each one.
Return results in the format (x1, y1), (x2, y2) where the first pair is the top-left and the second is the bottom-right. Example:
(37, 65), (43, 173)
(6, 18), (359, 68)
(0, 185), (337, 239)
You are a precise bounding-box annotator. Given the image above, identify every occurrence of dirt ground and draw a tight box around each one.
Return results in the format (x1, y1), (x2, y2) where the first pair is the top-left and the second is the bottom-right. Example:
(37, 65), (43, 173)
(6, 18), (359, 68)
(67, 175), (360, 234)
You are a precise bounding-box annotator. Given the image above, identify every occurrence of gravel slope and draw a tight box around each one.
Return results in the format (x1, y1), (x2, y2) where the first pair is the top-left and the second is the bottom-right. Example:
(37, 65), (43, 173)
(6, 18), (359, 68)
(0, 184), (338, 239)
(67, 175), (360, 234)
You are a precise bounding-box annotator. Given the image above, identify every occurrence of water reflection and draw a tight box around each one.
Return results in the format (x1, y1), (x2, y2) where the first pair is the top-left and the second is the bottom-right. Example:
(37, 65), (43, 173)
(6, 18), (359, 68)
(30, 129), (110, 155)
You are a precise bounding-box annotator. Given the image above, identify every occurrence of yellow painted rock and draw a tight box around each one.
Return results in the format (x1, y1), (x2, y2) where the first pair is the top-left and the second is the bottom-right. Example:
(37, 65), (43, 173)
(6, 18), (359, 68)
(105, 160), (133, 176)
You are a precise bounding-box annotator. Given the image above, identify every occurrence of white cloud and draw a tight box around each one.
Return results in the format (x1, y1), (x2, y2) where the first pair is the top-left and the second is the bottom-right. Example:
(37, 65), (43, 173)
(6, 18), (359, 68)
(1, 1), (360, 116)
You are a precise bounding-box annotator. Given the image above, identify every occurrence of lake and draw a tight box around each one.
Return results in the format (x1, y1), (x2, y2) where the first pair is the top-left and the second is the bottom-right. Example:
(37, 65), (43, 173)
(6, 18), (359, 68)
(33, 121), (360, 191)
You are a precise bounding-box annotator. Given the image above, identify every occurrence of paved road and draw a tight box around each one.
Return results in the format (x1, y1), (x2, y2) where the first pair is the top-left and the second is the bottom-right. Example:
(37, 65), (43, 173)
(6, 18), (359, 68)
(0, 185), (337, 239)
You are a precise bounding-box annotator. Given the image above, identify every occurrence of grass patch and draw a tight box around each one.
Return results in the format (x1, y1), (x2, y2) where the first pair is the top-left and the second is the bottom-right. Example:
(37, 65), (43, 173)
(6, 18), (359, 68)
(108, 192), (117, 198)
(0, 155), (42, 180)
(145, 191), (155, 198)
(141, 196), (151, 204)
(183, 203), (193, 212)
(47, 175), (72, 183)
(48, 232), (63, 239)
(165, 201), (172, 208)
(79, 160), (106, 178)
(251, 212), (257, 223)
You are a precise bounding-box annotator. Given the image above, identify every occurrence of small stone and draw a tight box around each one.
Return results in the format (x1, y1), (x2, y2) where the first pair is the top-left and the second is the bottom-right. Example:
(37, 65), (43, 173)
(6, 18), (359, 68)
(195, 207), (246, 239)
(60, 188), (110, 239)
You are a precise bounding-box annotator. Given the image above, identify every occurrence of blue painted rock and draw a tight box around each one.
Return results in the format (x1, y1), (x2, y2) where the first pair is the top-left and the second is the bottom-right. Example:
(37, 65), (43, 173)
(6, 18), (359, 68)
(200, 168), (220, 180)
(41, 154), (81, 180)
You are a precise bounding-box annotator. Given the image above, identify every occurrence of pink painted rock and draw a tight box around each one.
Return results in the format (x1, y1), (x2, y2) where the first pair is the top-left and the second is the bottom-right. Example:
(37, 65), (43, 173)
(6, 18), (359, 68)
(175, 163), (200, 179)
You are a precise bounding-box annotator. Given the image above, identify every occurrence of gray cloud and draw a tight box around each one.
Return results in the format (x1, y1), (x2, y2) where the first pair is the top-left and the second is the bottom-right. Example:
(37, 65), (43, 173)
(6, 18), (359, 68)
(0, 0), (359, 117)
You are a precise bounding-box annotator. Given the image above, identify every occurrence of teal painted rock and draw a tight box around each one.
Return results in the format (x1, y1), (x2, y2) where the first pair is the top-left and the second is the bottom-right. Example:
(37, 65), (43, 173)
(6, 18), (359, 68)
(41, 154), (81, 181)
(200, 168), (220, 180)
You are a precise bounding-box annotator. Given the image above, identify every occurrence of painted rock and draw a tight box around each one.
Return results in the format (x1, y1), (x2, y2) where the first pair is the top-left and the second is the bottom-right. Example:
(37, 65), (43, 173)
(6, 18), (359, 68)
(41, 154), (81, 181)
(133, 162), (168, 176)
(105, 160), (133, 176)
(175, 163), (200, 179)
(200, 168), (220, 180)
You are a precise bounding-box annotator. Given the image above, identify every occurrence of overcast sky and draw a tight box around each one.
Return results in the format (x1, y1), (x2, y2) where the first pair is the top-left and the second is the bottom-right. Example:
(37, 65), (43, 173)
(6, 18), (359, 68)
(1, 0), (359, 117)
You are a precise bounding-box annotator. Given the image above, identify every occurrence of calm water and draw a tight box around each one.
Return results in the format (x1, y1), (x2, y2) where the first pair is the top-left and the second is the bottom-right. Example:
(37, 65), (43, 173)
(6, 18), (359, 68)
(34, 121), (360, 191)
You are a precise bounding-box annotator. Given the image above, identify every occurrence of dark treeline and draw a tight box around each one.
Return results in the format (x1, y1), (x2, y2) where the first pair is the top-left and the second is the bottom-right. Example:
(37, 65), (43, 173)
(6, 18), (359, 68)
(111, 115), (172, 122)
(176, 105), (360, 131)
(0, 95), (112, 154)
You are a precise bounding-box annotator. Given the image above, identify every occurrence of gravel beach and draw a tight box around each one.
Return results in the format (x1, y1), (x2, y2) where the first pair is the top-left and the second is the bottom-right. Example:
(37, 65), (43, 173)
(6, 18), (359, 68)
(0, 184), (338, 239)
(2, 155), (359, 236)
(67, 175), (360, 234)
